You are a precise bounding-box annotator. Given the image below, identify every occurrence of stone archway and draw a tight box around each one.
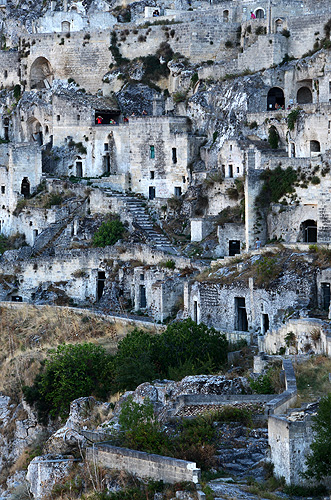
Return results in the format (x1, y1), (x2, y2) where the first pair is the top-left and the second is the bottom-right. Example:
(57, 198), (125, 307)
(30, 57), (53, 89)
(301, 219), (317, 243)
(27, 117), (43, 145)
(267, 87), (285, 110)
(21, 177), (30, 198)
(297, 87), (312, 104)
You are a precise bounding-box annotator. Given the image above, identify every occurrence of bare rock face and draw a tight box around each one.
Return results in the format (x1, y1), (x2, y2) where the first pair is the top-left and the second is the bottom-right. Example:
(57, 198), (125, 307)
(45, 397), (112, 454)
(26, 454), (75, 500)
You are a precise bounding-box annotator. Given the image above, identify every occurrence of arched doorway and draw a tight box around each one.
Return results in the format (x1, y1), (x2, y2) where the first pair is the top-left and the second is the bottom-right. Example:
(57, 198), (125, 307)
(30, 57), (53, 89)
(301, 220), (317, 243)
(223, 10), (229, 22)
(267, 87), (285, 110)
(297, 87), (312, 104)
(255, 8), (264, 19)
(21, 177), (30, 198)
(27, 117), (43, 145)
(310, 140), (320, 154)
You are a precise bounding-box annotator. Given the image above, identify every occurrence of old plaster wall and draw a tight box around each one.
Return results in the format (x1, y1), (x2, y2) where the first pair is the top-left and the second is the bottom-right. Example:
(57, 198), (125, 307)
(0, 50), (20, 89)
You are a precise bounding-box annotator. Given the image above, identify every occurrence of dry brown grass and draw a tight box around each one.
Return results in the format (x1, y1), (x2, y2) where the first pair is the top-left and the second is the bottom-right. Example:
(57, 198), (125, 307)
(0, 304), (157, 397)
(294, 355), (331, 405)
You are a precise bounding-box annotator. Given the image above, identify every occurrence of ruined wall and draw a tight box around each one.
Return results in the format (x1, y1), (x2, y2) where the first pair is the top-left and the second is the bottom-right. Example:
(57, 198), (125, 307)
(23, 31), (111, 94)
(0, 50), (20, 89)
(261, 317), (331, 356)
(268, 412), (314, 485)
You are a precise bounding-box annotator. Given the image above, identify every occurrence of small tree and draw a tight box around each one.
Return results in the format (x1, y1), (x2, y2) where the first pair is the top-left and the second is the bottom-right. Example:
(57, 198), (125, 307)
(304, 393), (331, 481)
(92, 218), (125, 247)
(23, 343), (114, 420)
(268, 126), (279, 149)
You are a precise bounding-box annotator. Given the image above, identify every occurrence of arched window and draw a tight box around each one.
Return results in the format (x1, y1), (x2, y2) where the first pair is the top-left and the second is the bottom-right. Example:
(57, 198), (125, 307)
(21, 177), (30, 198)
(297, 87), (312, 104)
(223, 10), (229, 22)
(267, 87), (285, 110)
(30, 57), (53, 89)
(310, 140), (320, 153)
(255, 8), (264, 19)
(27, 117), (43, 145)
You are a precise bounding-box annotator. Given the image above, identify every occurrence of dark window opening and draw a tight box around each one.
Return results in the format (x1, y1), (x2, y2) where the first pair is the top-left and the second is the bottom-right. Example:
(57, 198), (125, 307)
(11, 296), (22, 302)
(149, 186), (155, 200)
(262, 313), (269, 334)
(57, 115), (60, 121)
(76, 161), (83, 177)
(193, 300), (198, 323)
(229, 240), (240, 256)
(267, 87), (285, 110)
(77, 115), (80, 121)
(321, 282), (330, 311)
(21, 177), (30, 198)
(94, 110), (120, 125)
(297, 87), (312, 104)
(140, 285), (146, 308)
(302, 219), (317, 243)
(4, 70), (7, 78)
(150, 145), (155, 159)
(172, 147), (177, 163)
(1, 186), (5, 194)
(4, 126), (8, 141)
(255, 8), (264, 18)
(103, 155), (110, 173)
(228, 164), (233, 178)
(140, 273), (144, 281)
(104, 143), (109, 151)
(223, 9), (229, 21)
(174, 186), (182, 197)
(235, 297), (248, 331)
(310, 140), (320, 153)
(97, 271), (106, 301)
(150, 171), (155, 179)
(182, 176), (186, 183)
(33, 229), (39, 240)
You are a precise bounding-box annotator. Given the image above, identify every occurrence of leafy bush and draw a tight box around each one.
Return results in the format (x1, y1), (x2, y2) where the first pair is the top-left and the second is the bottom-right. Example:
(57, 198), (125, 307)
(311, 175), (320, 185)
(0, 235), (10, 255)
(268, 125), (279, 149)
(13, 84), (21, 101)
(256, 166), (297, 208)
(43, 193), (63, 208)
(250, 373), (274, 394)
(92, 219), (125, 247)
(287, 108), (300, 131)
(160, 259), (175, 269)
(23, 343), (114, 420)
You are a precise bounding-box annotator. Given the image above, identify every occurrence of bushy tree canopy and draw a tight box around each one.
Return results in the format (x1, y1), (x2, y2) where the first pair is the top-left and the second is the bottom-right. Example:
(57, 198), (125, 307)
(92, 219), (125, 247)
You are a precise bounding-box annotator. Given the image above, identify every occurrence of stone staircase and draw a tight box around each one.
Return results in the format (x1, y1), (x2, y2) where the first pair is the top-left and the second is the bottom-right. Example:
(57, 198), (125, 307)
(103, 189), (177, 254)
(31, 198), (87, 257)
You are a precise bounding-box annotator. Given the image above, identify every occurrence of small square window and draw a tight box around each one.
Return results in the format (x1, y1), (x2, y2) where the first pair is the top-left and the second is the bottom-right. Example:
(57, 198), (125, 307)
(77, 115), (80, 121)
(1, 186), (5, 194)
(104, 143), (109, 151)
(237, 166), (240, 173)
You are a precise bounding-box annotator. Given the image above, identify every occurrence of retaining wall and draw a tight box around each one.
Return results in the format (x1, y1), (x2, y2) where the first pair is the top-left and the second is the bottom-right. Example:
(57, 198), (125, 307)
(86, 444), (200, 484)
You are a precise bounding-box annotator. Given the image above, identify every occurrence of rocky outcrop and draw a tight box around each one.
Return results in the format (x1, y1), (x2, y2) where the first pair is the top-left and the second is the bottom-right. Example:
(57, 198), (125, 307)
(26, 454), (75, 500)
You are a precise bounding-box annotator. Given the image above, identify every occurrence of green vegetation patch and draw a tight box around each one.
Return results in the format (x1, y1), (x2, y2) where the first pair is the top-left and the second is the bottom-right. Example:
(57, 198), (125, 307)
(256, 166), (297, 209)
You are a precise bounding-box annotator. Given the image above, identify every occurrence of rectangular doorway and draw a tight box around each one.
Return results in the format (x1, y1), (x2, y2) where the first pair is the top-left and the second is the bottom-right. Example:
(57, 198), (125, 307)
(235, 297), (248, 331)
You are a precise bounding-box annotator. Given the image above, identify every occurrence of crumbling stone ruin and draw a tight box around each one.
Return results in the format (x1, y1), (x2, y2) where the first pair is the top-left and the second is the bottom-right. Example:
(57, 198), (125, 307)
(0, 0), (331, 496)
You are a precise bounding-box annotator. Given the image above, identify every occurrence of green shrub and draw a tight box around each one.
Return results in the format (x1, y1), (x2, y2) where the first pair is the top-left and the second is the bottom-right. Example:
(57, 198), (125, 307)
(287, 108), (300, 131)
(268, 125), (279, 149)
(160, 259), (176, 269)
(255, 166), (297, 208)
(13, 84), (21, 101)
(191, 72), (199, 86)
(225, 40), (233, 48)
(92, 219), (125, 247)
(311, 175), (320, 185)
(43, 193), (63, 208)
(250, 373), (274, 394)
(23, 343), (114, 421)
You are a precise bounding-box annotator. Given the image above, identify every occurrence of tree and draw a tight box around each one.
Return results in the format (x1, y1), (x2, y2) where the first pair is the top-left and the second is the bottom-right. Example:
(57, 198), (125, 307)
(155, 318), (228, 378)
(92, 219), (125, 247)
(304, 393), (331, 481)
(23, 343), (114, 421)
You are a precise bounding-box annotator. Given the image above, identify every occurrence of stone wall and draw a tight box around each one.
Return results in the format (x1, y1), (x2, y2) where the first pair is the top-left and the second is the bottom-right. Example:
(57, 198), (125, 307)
(0, 50), (20, 89)
(86, 444), (201, 484)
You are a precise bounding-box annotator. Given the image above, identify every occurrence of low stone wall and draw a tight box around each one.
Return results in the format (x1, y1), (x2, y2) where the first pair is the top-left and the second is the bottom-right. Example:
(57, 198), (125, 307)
(86, 444), (200, 484)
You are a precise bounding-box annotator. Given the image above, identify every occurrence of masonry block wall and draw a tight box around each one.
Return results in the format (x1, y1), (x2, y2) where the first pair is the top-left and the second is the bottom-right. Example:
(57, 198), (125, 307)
(86, 444), (200, 484)
(0, 50), (20, 89)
